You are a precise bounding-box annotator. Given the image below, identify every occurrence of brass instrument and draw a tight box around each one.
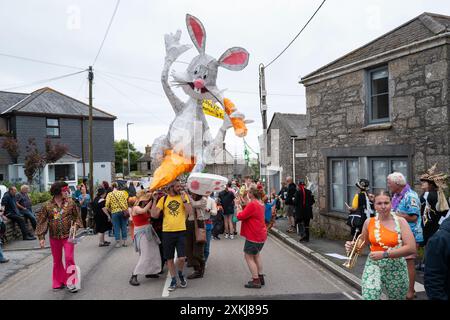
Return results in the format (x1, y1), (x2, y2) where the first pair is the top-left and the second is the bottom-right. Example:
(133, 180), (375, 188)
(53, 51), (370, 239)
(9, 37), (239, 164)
(343, 233), (365, 269)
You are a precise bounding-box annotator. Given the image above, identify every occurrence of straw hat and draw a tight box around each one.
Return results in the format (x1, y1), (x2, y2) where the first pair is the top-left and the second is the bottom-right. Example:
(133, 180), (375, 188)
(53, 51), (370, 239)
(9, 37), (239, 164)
(420, 164), (448, 189)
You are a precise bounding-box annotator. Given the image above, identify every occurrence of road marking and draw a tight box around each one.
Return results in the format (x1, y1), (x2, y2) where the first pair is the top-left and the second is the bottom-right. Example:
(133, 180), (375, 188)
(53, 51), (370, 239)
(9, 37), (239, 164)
(352, 290), (363, 299)
(342, 292), (355, 300)
(162, 272), (171, 297)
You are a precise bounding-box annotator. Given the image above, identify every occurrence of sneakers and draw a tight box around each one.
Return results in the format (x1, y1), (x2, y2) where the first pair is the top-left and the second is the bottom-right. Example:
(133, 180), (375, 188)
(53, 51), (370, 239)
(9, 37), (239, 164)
(0, 259), (9, 264)
(179, 274), (187, 288)
(168, 278), (177, 291)
(213, 236), (220, 240)
(122, 241), (128, 247)
(114, 241), (121, 248)
(129, 275), (140, 286)
(66, 284), (79, 293)
(259, 274), (265, 286)
(52, 285), (66, 292)
(230, 234), (234, 240)
(245, 279), (262, 289)
(224, 233), (229, 239)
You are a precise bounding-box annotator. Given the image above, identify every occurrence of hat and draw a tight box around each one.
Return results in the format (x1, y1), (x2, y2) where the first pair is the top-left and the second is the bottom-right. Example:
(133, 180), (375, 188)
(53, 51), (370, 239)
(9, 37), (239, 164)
(356, 179), (370, 190)
(420, 164), (448, 189)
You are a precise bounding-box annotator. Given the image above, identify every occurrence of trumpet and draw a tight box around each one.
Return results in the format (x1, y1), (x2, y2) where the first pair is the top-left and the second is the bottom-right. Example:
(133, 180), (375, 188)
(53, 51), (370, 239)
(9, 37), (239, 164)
(343, 233), (365, 269)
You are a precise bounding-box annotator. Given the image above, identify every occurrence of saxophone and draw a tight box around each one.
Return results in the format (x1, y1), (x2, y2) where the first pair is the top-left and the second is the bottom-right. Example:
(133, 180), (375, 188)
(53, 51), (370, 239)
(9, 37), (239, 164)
(343, 233), (365, 269)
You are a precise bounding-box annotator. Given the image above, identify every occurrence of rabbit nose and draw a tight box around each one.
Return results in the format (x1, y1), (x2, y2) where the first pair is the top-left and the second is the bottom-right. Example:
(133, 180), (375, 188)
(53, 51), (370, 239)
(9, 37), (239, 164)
(193, 79), (205, 89)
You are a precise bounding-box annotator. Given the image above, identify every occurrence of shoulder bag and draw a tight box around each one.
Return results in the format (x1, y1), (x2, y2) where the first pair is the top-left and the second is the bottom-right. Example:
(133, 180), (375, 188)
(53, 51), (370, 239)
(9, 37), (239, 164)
(193, 208), (206, 244)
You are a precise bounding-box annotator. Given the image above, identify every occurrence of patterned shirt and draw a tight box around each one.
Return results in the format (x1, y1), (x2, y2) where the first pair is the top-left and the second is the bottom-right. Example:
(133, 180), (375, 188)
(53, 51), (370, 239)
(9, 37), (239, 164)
(105, 190), (128, 213)
(395, 187), (424, 243)
(36, 198), (82, 240)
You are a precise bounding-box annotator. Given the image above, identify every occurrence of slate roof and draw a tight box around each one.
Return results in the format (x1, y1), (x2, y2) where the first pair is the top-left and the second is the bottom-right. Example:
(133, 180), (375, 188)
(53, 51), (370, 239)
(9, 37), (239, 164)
(268, 113), (307, 139)
(302, 12), (450, 81)
(0, 87), (116, 119)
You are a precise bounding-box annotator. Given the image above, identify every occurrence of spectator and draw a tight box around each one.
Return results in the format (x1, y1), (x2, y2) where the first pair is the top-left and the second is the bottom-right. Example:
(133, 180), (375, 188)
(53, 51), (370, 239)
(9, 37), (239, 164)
(344, 191), (416, 300)
(102, 181), (113, 194)
(92, 188), (111, 247)
(105, 182), (129, 248)
(36, 181), (83, 293)
(151, 190), (166, 274)
(424, 217), (450, 300)
(151, 179), (191, 291)
(285, 176), (297, 233)
(277, 182), (288, 219)
(185, 191), (207, 279)
(1, 186), (35, 240)
(218, 182), (236, 239)
(0, 214), (9, 263)
(347, 179), (374, 237)
(263, 194), (276, 230)
(388, 172), (423, 300)
(72, 185), (81, 202)
(212, 198), (224, 240)
(16, 185), (37, 232)
(294, 179), (315, 242)
(128, 181), (137, 197)
(235, 185), (267, 289)
(78, 185), (91, 229)
(204, 195), (218, 264)
(82, 178), (89, 195)
(129, 193), (161, 286)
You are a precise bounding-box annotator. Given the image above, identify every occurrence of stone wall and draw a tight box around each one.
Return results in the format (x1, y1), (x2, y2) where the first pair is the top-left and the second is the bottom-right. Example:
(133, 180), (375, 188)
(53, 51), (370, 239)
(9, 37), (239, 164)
(305, 44), (449, 239)
(2, 203), (44, 243)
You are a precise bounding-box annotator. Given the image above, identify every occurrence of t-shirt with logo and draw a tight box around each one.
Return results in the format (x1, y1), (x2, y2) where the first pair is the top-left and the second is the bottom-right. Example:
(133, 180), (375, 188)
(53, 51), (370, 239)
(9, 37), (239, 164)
(157, 194), (190, 232)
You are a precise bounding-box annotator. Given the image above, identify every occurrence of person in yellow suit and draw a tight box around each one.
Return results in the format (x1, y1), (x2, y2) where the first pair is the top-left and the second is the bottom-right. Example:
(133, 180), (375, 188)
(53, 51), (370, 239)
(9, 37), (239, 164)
(347, 179), (375, 237)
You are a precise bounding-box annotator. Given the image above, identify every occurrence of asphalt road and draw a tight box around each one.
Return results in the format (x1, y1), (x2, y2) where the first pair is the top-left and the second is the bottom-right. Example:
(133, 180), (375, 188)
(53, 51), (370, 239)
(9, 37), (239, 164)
(0, 227), (360, 300)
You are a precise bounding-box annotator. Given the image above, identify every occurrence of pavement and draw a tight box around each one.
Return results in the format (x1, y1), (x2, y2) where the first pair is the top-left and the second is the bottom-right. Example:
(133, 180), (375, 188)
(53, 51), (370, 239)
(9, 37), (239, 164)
(270, 216), (428, 300)
(0, 224), (360, 300)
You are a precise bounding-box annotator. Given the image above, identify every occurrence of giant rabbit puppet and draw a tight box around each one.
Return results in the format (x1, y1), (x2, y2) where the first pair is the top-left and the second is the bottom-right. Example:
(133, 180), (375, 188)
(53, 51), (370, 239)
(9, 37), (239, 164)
(150, 14), (252, 191)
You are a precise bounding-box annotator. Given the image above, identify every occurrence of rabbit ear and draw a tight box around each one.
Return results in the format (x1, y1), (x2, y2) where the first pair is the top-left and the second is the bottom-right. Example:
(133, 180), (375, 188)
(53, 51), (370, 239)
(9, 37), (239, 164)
(218, 47), (249, 71)
(186, 14), (206, 54)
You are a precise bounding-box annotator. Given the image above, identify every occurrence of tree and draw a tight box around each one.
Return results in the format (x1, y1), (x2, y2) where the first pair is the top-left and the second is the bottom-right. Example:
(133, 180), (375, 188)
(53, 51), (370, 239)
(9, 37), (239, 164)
(24, 138), (45, 185)
(114, 140), (143, 173)
(45, 139), (68, 163)
(0, 129), (19, 161)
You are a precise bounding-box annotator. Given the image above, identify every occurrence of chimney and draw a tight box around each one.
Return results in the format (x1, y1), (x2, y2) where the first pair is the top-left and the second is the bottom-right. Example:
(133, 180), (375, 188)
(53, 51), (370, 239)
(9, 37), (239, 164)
(145, 145), (151, 155)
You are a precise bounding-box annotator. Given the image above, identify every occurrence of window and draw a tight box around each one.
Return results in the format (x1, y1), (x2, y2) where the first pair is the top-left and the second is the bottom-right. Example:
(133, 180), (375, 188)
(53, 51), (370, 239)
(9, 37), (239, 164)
(368, 66), (389, 123)
(46, 118), (60, 137)
(48, 164), (76, 182)
(329, 158), (359, 212)
(370, 157), (408, 194)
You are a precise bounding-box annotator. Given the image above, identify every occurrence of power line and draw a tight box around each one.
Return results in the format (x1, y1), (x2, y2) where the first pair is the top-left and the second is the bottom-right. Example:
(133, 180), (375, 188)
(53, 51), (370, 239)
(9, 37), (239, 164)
(0, 52), (85, 70)
(96, 69), (160, 83)
(96, 70), (164, 97)
(265, 0), (327, 69)
(1, 69), (87, 91)
(92, 0), (121, 66)
(229, 89), (304, 97)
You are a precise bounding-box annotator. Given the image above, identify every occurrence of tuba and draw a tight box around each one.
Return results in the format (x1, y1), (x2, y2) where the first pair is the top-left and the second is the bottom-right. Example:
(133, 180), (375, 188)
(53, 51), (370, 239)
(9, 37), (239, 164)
(343, 233), (365, 269)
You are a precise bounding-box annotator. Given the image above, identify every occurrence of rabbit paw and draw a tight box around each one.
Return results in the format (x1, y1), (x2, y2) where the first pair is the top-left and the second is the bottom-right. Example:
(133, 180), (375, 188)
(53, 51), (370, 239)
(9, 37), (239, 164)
(164, 30), (192, 61)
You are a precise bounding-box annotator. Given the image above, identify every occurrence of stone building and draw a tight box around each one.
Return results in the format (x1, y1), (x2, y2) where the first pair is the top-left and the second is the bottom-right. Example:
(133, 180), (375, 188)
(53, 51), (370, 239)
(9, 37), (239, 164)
(204, 146), (254, 181)
(262, 113), (308, 193)
(137, 145), (152, 176)
(300, 12), (450, 239)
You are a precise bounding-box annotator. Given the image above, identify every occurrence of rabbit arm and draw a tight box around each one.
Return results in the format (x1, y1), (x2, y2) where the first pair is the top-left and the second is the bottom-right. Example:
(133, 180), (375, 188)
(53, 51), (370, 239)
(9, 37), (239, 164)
(161, 59), (184, 115)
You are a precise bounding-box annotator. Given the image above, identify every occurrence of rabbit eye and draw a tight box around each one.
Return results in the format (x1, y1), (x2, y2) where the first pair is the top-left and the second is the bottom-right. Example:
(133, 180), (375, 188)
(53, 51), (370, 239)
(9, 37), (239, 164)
(203, 74), (207, 79)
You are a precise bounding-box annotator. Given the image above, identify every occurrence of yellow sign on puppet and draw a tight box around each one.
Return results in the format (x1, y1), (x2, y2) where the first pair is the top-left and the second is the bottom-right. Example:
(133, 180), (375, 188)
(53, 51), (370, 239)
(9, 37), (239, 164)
(202, 100), (224, 119)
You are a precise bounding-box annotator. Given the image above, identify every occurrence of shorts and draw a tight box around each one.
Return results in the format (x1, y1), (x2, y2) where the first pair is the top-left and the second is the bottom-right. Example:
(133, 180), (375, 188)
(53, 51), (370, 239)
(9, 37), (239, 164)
(244, 240), (265, 255)
(162, 231), (186, 260)
(285, 205), (295, 217)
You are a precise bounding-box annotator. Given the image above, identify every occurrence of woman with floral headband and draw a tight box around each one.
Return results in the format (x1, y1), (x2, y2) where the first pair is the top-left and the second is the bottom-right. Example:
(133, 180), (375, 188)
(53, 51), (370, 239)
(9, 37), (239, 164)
(345, 190), (416, 300)
(36, 181), (83, 293)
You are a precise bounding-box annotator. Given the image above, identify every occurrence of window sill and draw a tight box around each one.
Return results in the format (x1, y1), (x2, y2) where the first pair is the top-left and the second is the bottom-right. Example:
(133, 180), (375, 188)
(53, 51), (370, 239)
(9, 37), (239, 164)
(46, 136), (61, 138)
(362, 123), (392, 132)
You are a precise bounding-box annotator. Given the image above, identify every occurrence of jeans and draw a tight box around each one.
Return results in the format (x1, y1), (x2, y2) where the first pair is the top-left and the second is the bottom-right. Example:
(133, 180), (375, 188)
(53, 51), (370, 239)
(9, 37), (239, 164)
(20, 209), (36, 230)
(204, 223), (213, 262)
(111, 212), (128, 241)
(0, 244), (6, 261)
(6, 214), (30, 239)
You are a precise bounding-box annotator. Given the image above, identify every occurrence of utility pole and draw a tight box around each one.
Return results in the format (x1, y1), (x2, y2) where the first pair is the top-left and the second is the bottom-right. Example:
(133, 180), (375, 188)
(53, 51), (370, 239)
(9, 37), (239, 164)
(88, 66), (94, 196)
(259, 63), (268, 193)
(291, 135), (297, 181)
(127, 122), (134, 178)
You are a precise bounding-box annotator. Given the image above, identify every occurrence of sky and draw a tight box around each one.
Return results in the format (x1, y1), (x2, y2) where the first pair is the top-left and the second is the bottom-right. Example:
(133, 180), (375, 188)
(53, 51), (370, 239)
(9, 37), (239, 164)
(0, 0), (448, 157)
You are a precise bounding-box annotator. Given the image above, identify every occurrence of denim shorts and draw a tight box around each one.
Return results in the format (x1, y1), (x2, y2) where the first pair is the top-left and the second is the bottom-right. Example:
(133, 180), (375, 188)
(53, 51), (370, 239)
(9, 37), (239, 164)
(162, 231), (186, 260)
(243, 240), (265, 255)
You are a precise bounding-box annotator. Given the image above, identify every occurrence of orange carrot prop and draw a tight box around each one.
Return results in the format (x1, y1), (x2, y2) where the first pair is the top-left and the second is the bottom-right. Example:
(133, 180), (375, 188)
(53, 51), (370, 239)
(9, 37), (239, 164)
(223, 98), (248, 137)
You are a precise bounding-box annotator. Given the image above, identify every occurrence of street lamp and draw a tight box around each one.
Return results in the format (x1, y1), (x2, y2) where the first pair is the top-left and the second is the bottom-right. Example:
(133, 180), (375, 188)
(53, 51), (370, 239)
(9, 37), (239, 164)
(290, 135), (298, 182)
(126, 122), (134, 178)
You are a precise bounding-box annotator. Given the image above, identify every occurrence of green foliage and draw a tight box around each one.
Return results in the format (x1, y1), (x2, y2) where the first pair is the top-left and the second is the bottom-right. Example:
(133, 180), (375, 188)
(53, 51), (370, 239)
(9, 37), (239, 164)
(114, 140), (143, 173)
(29, 191), (52, 205)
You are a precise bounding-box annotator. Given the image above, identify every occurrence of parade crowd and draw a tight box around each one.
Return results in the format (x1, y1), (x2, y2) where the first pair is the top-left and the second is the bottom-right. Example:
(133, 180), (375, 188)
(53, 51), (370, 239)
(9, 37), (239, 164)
(0, 167), (449, 300)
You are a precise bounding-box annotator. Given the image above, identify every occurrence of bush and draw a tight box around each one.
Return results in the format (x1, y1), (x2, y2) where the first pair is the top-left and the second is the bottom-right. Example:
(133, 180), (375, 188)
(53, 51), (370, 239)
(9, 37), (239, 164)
(29, 191), (51, 206)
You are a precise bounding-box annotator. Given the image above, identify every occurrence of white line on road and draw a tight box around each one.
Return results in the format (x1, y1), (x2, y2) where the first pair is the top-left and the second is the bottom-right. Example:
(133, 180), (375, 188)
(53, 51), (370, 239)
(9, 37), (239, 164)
(352, 290), (363, 299)
(162, 272), (171, 298)
(342, 292), (355, 300)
